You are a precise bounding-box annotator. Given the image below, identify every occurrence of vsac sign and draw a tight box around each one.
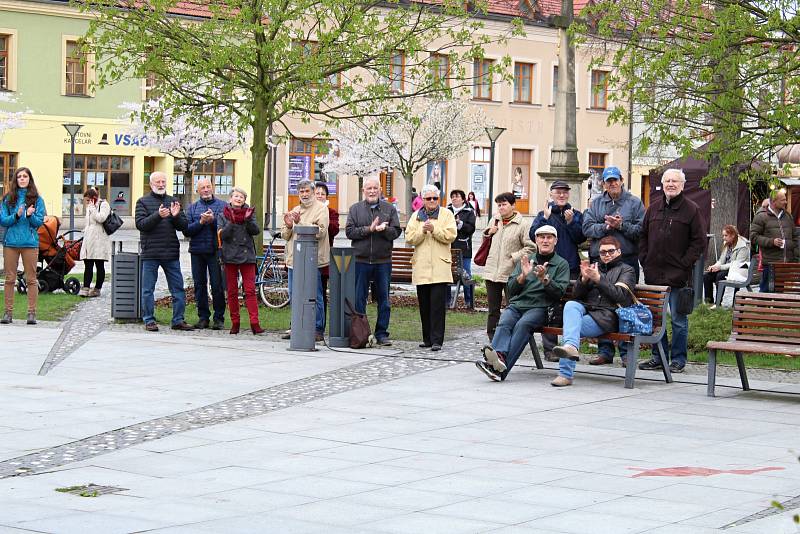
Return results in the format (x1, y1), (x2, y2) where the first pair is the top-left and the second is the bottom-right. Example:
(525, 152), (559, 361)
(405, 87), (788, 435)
(113, 134), (148, 146)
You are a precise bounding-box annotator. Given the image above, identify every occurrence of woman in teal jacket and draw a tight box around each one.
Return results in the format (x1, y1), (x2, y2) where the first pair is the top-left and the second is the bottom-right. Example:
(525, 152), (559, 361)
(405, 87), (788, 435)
(1, 167), (46, 325)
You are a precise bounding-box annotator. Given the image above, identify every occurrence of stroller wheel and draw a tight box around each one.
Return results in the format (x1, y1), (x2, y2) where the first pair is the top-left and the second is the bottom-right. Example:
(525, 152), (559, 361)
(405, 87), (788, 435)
(16, 276), (27, 294)
(64, 278), (81, 295)
(38, 279), (49, 293)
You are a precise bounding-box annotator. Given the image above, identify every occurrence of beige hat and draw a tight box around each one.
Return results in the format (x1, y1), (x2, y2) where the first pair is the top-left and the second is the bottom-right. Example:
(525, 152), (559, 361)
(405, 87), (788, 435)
(534, 224), (558, 237)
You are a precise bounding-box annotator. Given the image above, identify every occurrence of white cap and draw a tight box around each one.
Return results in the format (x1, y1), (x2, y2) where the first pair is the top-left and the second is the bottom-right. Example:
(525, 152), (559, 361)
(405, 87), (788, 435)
(534, 225), (558, 237)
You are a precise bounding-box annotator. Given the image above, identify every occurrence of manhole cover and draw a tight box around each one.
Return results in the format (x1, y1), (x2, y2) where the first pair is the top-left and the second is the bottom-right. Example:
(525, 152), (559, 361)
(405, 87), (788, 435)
(55, 484), (128, 497)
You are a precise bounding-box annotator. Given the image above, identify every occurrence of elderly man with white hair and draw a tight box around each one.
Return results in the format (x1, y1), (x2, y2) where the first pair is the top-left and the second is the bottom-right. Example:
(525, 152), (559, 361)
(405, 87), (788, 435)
(638, 168), (705, 373)
(405, 184), (457, 351)
(183, 177), (227, 330)
(345, 176), (401, 346)
(135, 171), (193, 332)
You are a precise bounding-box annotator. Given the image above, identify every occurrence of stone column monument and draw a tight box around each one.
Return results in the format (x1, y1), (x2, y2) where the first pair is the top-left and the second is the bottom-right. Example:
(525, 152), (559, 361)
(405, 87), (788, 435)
(539, 0), (590, 209)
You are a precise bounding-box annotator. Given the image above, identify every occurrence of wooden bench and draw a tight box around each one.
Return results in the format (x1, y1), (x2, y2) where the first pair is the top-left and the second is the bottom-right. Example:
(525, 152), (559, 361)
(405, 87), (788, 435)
(389, 247), (465, 287)
(772, 262), (800, 294)
(527, 284), (673, 389)
(706, 291), (800, 396)
(714, 256), (757, 306)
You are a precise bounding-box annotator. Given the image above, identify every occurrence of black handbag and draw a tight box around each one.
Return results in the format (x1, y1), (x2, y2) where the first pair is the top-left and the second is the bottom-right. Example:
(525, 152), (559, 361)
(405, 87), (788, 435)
(102, 208), (124, 235)
(674, 286), (694, 315)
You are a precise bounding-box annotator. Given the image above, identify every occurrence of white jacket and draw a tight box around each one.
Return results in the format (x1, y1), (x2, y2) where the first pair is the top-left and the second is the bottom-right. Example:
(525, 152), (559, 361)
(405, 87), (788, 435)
(80, 200), (112, 261)
(711, 236), (750, 282)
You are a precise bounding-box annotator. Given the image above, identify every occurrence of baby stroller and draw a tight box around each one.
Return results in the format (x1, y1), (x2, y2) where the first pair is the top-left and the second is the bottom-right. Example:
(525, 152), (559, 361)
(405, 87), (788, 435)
(16, 216), (83, 295)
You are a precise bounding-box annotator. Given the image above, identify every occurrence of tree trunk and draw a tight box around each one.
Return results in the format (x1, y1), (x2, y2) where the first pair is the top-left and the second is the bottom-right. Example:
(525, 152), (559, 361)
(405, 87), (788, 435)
(178, 159), (194, 209)
(708, 163), (738, 264)
(250, 103), (269, 255)
(403, 171), (414, 221)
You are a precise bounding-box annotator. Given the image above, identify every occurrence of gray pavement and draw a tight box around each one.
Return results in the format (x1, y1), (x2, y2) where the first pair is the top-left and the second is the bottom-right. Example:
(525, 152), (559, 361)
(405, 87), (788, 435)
(1, 313), (800, 533)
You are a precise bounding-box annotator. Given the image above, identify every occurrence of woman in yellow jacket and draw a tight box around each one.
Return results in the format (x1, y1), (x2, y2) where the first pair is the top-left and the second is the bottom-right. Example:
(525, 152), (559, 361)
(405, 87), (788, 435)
(406, 184), (457, 351)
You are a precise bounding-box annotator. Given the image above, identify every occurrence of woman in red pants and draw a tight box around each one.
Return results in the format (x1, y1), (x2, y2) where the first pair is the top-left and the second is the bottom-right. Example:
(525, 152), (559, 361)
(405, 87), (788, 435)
(218, 187), (264, 335)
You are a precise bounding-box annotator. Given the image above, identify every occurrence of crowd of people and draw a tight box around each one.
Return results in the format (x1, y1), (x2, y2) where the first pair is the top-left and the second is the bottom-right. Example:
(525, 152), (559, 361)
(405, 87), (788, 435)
(1, 164), (798, 389)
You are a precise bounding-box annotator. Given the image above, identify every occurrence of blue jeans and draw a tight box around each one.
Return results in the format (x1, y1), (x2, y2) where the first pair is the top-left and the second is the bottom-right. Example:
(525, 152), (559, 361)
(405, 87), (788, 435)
(759, 264), (773, 292)
(191, 252), (225, 322)
(355, 262), (391, 341)
(652, 288), (689, 367)
(491, 306), (547, 380)
(141, 258), (186, 326)
(288, 268), (325, 334)
(558, 301), (606, 379)
(597, 256), (640, 361)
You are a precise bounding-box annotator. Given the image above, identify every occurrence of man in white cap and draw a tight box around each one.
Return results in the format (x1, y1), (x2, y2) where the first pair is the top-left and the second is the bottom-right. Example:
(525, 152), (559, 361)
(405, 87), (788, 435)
(476, 225), (570, 382)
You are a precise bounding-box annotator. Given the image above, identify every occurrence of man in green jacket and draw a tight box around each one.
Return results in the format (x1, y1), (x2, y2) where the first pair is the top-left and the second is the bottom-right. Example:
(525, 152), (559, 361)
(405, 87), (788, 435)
(750, 189), (799, 292)
(476, 225), (570, 381)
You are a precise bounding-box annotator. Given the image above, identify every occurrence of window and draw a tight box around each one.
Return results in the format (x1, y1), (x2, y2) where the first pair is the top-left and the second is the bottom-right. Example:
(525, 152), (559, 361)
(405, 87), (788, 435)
(288, 138), (337, 195)
(469, 146), (491, 213)
(173, 159), (235, 201)
(473, 58), (493, 100)
(430, 53), (450, 87)
(294, 41), (341, 88)
(389, 51), (405, 93)
(588, 152), (606, 181)
(514, 62), (534, 104)
(591, 69), (609, 109)
(62, 155), (132, 216)
(144, 72), (161, 100)
(511, 149), (531, 201)
(551, 65), (559, 104)
(65, 40), (88, 96)
(0, 152), (17, 201)
(0, 35), (8, 90)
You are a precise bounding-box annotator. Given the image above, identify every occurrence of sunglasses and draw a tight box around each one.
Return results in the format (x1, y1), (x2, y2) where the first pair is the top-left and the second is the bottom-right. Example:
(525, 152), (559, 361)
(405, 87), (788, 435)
(598, 248), (619, 256)
(424, 197), (439, 201)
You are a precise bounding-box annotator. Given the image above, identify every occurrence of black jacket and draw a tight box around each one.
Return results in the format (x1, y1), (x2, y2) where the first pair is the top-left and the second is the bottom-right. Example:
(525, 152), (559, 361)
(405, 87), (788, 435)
(447, 204), (476, 259)
(639, 192), (705, 288)
(135, 192), (189, 261)
(345, 200), (401, 264)
(572, 258), (636, 332)
(217, 204), (260, 264)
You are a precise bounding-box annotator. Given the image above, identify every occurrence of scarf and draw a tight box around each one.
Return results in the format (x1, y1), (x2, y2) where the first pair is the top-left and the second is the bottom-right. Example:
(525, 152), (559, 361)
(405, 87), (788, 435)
(501, 211), (517, 225)
(417, 205), (440, 222)
(224, 204), (254, 224)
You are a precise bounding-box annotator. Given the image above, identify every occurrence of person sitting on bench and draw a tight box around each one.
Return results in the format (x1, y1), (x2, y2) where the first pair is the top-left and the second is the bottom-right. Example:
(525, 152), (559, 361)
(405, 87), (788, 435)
(551, 236), (636, 387)
(475, 225), (570, 382)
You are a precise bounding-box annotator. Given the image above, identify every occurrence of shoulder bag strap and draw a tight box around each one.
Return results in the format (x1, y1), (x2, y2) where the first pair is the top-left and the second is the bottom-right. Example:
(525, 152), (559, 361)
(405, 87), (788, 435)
(614, 282), (640, 307)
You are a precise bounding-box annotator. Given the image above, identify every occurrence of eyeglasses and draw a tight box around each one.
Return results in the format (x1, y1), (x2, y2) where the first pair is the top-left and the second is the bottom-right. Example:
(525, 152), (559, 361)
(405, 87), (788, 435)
(424, 197), (439, 201)
(598, 249), (619, 256)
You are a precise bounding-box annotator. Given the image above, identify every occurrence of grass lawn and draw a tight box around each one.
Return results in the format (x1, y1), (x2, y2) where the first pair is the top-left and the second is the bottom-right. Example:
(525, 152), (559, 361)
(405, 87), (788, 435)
(0, 289), (81, 322)
(155, 299), (487, 340)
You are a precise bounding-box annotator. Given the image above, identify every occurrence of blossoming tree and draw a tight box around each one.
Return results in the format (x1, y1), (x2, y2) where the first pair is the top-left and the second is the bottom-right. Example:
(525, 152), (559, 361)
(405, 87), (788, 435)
(0, 92), (25, 143)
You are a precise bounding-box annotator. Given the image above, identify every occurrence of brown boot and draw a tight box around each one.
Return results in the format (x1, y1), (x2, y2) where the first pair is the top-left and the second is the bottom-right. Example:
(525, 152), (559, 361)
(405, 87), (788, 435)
(251, 324), (265, 335)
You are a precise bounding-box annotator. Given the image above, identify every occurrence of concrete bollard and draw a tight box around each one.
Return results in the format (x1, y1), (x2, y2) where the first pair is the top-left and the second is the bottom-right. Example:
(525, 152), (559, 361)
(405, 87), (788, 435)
(289, 226), (319, 351)
(328, 246), (356, 348)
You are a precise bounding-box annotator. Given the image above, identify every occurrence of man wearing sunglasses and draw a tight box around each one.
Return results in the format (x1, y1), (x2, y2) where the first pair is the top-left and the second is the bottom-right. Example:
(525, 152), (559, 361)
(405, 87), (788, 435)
(551, 236), (636, 386)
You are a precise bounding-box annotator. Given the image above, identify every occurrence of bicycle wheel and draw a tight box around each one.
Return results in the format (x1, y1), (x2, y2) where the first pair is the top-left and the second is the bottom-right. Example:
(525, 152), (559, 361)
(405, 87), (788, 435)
(258, 264), (290, 308)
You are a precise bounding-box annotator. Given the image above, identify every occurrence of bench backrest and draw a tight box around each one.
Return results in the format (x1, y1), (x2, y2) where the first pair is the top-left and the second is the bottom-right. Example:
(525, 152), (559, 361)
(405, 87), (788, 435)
(730, 291), (800, 345)
(633, 284), (670, 336)
(773, 263), (800, 294)
(390, 247), (462, 283)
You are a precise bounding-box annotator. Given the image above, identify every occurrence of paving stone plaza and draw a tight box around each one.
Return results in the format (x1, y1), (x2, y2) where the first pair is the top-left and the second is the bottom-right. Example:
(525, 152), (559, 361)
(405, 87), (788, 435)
(2, 287), (800, 534)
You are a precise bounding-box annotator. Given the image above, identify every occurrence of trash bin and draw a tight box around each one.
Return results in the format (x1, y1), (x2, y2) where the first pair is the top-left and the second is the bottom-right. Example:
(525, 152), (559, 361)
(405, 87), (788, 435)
(111, 241), (141, 319)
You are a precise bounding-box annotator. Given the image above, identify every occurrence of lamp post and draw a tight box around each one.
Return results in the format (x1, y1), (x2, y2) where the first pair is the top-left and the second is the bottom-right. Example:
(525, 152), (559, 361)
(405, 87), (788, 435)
(63, 123), (83, 232)
(485, 126), (506, 220)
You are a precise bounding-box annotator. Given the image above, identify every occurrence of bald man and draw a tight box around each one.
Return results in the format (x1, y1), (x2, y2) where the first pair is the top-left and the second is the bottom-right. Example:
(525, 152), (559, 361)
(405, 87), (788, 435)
(135, 171), (193, 332)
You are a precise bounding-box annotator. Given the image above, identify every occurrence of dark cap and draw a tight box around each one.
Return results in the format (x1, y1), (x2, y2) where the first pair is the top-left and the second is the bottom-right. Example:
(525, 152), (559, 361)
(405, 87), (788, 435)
(549, 180), (571, 191)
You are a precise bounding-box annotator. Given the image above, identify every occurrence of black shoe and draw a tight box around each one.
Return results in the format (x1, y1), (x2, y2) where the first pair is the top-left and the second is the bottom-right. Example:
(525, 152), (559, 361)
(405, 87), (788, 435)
(315, 332), (324, 343)
(212, 320), (225, 330)
(171, 322), (195, 331)
(0, 312), (11, 324)
(638, 359), (663, 371)
(544, 352), (560, 363)
(26, 312), (36, 325)
(482, 345), (507, 373)
(376, 337), (393, 346)
(419, 342), (432, 348)
(194, 319), (210, 329)
(669, 361), (685, 373)
(431, 344), (442, 352)
(145, 322), (159, 332)
(475, 360), (501, 381)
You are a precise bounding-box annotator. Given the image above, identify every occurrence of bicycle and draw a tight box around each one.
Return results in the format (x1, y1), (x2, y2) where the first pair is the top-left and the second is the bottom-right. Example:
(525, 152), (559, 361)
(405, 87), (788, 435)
(255, 234), (290, 308)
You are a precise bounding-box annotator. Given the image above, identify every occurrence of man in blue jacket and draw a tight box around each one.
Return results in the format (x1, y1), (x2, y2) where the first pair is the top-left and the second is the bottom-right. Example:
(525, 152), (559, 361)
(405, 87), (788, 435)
(529, 180), (585, 361)
(581, 166), (645, 365)
(183, 178), (227, 330)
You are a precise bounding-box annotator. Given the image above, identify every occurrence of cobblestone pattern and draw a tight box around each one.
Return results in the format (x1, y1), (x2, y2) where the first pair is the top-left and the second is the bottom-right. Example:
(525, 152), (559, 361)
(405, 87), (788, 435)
(38, 292), (112, 376)
(0, 356), (456, 479)
(722, 495), (800, 529)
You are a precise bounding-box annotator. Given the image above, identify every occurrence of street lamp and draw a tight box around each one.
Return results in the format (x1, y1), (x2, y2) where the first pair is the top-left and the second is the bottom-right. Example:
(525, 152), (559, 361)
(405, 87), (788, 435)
(484, 126), (506, 220)
(63, 123), (83, 232)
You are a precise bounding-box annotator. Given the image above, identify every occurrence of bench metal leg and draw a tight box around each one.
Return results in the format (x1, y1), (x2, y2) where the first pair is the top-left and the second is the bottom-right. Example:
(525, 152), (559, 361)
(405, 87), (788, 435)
(707, 349), (717, 397)
(449, 282), (461, 309)
(624, 342), (638, 389)
(735, 351), (750, 391)
(528, 335), (544, 369)
(658, 341), (673, 384)
(714, 284), (725, 306)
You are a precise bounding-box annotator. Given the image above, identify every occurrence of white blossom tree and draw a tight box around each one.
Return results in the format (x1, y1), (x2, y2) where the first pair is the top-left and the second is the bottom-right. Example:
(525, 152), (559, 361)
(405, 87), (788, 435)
(121, 100), (242, 205)
(322, 97), (487, 215)
(0, 93), (25, 143)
